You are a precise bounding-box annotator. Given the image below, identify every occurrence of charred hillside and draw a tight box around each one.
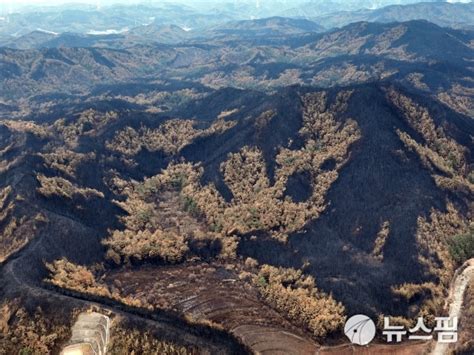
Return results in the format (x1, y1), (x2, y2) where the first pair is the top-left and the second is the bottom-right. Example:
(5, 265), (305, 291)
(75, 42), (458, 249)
(0, 79), (472, 352)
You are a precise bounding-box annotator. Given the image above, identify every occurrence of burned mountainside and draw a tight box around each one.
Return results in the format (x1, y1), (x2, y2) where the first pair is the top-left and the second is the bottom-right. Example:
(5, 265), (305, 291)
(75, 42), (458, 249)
(0, 81), (472, 353)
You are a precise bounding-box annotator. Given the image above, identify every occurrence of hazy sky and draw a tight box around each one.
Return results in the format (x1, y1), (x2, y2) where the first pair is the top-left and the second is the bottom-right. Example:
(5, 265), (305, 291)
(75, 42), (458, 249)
(1, 0), (471, 10)
(3, 0), (150, 4)
(2, 0), (208, 4)
(1, 0), (222, 9)
(0, 0), (195, 7)
(0, 0), (159, 12)
(2, 0), (472, 5)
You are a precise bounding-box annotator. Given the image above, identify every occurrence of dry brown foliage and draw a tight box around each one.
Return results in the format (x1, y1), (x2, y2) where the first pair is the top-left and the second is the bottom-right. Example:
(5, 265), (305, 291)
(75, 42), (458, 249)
(437, 84), (474, 117)
(416, 202), (470, 287)
(45, 259), (145, 309)
(39, 149), (96, 178)
(54, 110), (118, 148)
(388, 89), (473, 322)
(106, 127), (142, 156)
(1, 120), (51, 140)
(182, 91), (361, 241)
(372, 221), (390, 261)
(406, 73), (429, 91)
(391, 282), (438, 304)
(106, 117), (236, 156)
(0, 187), (13, 225)
(37, 174), (104, 200)
(103, 229), (189, 264)
(112, 88), (204, 110)
(388, 88), (473, 196)
(46, 259), (111, 298)
(108, 323), (195, 355)
(104, 161), (241, 263)
(383, 203), (473, 325)
(103, 164), (203, 263)
(254, 264), (346, 337)
(0, 186), (47, 262)
(0, 300), (70, 354)
(102, 91), (361, 268)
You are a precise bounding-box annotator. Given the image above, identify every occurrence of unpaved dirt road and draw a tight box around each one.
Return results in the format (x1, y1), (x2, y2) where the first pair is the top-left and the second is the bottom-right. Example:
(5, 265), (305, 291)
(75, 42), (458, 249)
(432, 259), (474, 355)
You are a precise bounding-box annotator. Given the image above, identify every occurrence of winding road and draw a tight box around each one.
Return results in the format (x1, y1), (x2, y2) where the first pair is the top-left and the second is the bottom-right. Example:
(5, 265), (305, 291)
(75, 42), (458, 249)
(0, 212), (247, 355)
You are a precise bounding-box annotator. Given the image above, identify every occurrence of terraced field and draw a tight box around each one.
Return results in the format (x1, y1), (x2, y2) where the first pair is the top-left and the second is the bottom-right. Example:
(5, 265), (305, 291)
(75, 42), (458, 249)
(104, 263), (440, 355)
(105, 264), (319, 354)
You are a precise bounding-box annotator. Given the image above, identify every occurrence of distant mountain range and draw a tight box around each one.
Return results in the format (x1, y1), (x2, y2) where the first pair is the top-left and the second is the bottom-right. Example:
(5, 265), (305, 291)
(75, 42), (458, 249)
(2, 1), (473, 50)
(0, 17), (328, 49)
(0, 0), (472, 42)
(1, 20), (472, 118)
(312, 1), (474, 29)
(207, 17), (326, 38)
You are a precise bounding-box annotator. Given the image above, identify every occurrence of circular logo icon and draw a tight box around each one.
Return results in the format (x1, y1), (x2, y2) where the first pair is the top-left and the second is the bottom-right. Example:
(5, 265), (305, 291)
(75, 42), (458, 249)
(344, 314), (376, 346)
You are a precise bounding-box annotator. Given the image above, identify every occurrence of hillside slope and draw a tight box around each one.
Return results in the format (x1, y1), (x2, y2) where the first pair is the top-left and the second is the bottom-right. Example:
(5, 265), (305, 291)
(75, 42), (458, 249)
(0, 82), (472, 352)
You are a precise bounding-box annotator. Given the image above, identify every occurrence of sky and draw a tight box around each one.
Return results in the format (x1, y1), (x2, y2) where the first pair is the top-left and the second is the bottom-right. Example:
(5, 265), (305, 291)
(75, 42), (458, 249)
(0, 0), (150, 13)
(1, 0), (471, 10)
(0, 0), (217, 9)
(0, 0), (184, 9)
(1, 0), (472, 4)
(3, 0), (129, 3)
(1, 0), (146, 5)
(1, 0), (203, 4)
